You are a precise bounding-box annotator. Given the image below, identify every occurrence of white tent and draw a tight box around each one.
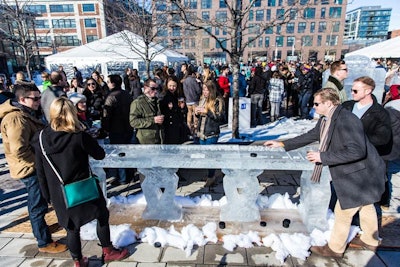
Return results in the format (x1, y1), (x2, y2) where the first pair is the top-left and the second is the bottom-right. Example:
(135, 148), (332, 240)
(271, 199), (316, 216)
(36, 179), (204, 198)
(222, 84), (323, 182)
(45, 30), (188, 79)
(345, 36), (400, 59)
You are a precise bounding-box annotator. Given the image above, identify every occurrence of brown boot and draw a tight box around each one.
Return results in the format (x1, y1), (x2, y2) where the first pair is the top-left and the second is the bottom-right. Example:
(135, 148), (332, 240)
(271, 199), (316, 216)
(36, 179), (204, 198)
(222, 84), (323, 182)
(310, 244), (343, 258)
(74, 257), (88, 267)
(38, 242), (68, 254)
(349, 235), (379, 252)
(102, 246), (129, 263)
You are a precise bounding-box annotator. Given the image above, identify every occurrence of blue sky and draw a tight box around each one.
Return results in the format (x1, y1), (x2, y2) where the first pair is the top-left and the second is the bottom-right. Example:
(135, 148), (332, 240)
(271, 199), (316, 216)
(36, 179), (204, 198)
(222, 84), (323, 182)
(347, 0), (400, 31)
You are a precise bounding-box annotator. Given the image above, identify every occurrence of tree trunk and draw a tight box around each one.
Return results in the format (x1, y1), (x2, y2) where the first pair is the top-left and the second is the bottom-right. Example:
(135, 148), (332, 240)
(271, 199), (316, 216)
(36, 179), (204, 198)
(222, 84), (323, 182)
(230, 56), (240, 139)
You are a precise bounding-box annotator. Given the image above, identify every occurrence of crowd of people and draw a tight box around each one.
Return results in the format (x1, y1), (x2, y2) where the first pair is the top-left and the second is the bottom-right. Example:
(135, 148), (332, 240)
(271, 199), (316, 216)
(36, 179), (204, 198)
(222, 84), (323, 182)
(0, 57), (399, 264)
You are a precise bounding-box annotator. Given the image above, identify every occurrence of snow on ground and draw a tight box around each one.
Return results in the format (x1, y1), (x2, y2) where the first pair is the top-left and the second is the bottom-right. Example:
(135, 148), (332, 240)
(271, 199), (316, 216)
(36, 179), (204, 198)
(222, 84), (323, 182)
(81, 118), (360, 263)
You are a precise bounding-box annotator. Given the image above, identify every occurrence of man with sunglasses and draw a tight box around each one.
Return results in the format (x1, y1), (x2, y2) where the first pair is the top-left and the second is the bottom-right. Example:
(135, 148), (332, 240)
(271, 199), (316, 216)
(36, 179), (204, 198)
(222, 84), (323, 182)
(323, 60), (348, 103)
(130, 78), (164, 144)
(0, 83), (67, 254)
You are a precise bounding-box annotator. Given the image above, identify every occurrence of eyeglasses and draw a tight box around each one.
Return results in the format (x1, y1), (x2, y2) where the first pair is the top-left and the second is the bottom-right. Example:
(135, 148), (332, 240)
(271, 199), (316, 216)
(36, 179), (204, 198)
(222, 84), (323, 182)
(149, 86), (158, 91)
(25, 96), (41, 102)
(313, 102), (321, 107)
(87, 83), (96, 86)
(340, 68), (348, 72)
(351, 89), (358, 94)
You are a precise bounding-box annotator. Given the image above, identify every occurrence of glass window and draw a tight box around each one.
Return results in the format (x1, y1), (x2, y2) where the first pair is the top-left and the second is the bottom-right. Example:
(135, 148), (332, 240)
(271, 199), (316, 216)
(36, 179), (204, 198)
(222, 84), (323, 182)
(49, 4), (73, 13)
(266, 9), (271, 20)
(268, 0), (276, 6)
(202, 11), (209, 20)
(329, 7), (341, 18)
(332, 21), (340, 32)
(155, 2), (167, 11)
(249, 10), (254, 21)
(334, 0), (343, 3)
(276, 9), (284, 20)
(248, 37), (256, 48)
(27, 5), (46, 14)
(321, 0), (329, 4)
(203, 26), (211, 36)
(215, 27), (220, 35)
(184, 0), (197, 9)
(184, 39), (189, 49)
(37, 36), (51, 47)
(254, 0), (261, 7)
(321, 8), (326, 19)
(82, 4), (95, 12)
(258, 37), (263, 47)
(310, 22), (315, 33)
(249, 24), (260, 34)
(172, 39), (182, 49)
(216, 11), (227, 22)
(287, 36), (295, 47)
(300, 0), (309, 5)
(265, 37), (270, 47)
(191, 38), (196, 48)
(326, 35), (338, 46)
(276, 25), (281, 34)
(287, 0), (296, 5)
(298, 22), (306, 33)
(35, 20), (49, 29)
(84, 18), (96, 28)
(54, 35), (80, 46)
(286, 22), (295, 33)
(256, 10), (264, 21)
(318, 21), (326, 32)
(219, 0), (227, 8)
(157, 27), (168, 37)
(86, 35), (98, 43)
(290, 9), (297, 19)
(278, 0), (283, 5)
(265, 27), (273, 34)
(304, 8), (315, 19)
(202, 38), (209, 48)
(276, 36), (284, 47)
(317, 35), (322, 46)
(52, 19), (76, 28)
(302, 35), (313, 46)
(216, 38), (226, 49)
(172, 27), (181, 36)
(201, 0), (212, 9)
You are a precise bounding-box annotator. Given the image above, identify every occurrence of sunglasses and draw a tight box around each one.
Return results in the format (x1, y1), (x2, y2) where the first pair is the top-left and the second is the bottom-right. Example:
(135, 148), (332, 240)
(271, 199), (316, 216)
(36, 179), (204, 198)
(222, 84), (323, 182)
(25, 96), (41, 102)
(149, 86), (158, 91)
(340, 68), (348, 72)
(87, 83), (96, 86)
(313, 102), (321, 107)
(351, 89), (358, 94)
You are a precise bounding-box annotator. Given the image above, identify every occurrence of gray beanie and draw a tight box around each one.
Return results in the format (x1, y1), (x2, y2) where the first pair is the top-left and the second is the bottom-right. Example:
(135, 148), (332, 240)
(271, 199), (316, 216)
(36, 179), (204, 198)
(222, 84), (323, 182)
(68, 92), (86, 106)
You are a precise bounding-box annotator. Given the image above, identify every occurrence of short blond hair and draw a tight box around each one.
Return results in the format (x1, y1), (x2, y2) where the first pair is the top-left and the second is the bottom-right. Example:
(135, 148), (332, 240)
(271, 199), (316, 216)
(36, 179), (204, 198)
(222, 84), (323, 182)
(50, 97), (83, 133)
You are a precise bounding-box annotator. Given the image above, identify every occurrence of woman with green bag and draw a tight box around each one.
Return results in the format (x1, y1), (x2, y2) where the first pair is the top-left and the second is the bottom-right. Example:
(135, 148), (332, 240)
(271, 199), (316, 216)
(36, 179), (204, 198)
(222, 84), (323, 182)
(32, 97), (129, 267)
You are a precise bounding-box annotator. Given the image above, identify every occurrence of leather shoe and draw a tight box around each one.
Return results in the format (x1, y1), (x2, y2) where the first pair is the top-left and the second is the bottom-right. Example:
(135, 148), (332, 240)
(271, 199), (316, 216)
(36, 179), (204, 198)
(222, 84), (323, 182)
(349, 235), (379, 252)
(38, 242), (68, 254)
(310, 244), (343, 258)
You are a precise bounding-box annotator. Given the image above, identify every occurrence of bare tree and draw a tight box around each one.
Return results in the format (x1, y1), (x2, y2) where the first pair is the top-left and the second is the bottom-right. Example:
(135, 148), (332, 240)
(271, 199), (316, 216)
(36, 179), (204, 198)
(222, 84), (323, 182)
(0, 0), (39, 80)
(104, 0), (170, 78)
(168, 0), (307, 138)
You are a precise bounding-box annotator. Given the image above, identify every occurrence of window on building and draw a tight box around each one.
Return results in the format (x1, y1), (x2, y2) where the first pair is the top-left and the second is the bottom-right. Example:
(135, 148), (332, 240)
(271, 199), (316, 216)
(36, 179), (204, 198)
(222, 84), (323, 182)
(216, 38), (227, 49)
(55, 35), (80, 46)
(159, 39), (168, 47)
(286, 22), (295, 33)
(184, 39), (190, 49)
(256, 10), (264, 21)
(329, 7), (342, 18)
(253, 0), (261, 7)
(266, 9), (271, 20)
(310, 22), (315, 33)
(302, 35), (313, 46)
(290, 9), (297, 19)
(216, 11), (227, 22)
(84, 18), (96, 28)
(317, 35), (322, 46)
(300, 0), (309, 5)
(326, 35), (338, 46)
(298, 22), (306, 33)
(249, 24), (260, 34)
(321, 8), (326, 18)
(215, 27), (220, 35)
(276, 36), (284, 47)
(202, 11), (209, 20)
(265, 37), (270, 47)
(321, 0), (329, 4)
(52, 19), (76, 28)
(258, 37), (263, 47)
(314, 0), (319, 4)
(184, 0), (197, 9)
(155, 2), (167, 11)
(35, 20), (49, 29)
(334, 0), (343, 4)
(86, 35), (98, 43)
(172, 39), (182, 49)
(49, 4), (74, 13)
(332, 21), (340, 32)
(249, 10), (254, 21)
(202, 38), (209, 48)
(82, 4), (95, 12)
(304, 8), (315, 19)
(203, 26), (211, 35)
(191, 38), (196, 48)
(265, 27), (273, 34)
(276, 25), (281, 34)
(268, 0), (276, 7)
(219, 0), (226, 8)
(172, 27), (181, 36)
(185, 27), (196, 36)
(287, 0), (295, 5)
(287, 36), (295, 47)
(157, 26), (168, 37)
(171, 14), (181, 23)
(278, 0), (283, 6)
(248, 37), (256, 48)
(37, 36), (51, 47)
(276, 9), (284, 20)
(27, 5), (46, 14)
(318, 21), (327, 32)
(201, 0), (212, 9)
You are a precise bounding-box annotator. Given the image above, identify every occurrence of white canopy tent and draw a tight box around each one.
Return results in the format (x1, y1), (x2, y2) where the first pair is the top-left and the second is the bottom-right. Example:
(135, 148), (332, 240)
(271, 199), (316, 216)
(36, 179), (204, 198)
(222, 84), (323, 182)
(45, 30), (188, 80)
(345, 36), (400, 59)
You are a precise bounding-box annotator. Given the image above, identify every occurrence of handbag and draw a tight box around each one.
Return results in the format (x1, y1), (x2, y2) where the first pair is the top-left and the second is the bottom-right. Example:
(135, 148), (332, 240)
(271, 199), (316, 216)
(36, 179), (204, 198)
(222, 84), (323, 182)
(39, 130), (100, 208)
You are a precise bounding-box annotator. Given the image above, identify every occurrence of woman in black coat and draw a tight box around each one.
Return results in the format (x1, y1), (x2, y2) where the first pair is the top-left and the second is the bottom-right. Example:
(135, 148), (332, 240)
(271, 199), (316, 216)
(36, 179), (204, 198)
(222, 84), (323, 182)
(32, 97), (128, 267)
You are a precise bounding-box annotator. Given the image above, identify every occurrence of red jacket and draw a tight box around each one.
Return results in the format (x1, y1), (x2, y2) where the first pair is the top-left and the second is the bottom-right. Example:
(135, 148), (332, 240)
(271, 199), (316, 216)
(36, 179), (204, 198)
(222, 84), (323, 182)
(218, 75), (230, 96)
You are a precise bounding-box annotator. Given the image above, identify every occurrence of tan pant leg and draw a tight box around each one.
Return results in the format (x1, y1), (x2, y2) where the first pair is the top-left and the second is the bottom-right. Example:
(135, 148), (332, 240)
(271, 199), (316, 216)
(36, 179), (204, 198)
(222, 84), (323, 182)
(359, 204), (380, 246)
(187, 105), (194, 133)
(328, 201), (359, 253)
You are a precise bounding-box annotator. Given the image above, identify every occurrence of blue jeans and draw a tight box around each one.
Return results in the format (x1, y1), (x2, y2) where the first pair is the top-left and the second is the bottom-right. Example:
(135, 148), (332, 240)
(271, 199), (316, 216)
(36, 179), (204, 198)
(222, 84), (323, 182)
(298, 91), (312, 119)
(20, 175), (52, 248)
(200, 136), (218, 177)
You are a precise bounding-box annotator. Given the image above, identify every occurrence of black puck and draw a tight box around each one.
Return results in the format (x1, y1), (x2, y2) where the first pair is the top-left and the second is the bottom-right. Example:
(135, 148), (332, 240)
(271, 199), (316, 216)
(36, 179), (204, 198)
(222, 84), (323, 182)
(154, 242), (161, 248)
(219, 221), (226, 229)
(250, 153), (257, 157)
(282, 219), (291, 228)
(118, 152), (126, 157)
(260, 221), (267, 227)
